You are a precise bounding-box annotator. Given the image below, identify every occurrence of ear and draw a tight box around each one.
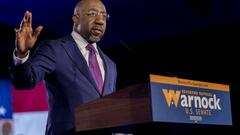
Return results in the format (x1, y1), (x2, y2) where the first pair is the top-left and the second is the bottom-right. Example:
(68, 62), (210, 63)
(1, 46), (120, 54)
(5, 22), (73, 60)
(72, 14), (80, 23)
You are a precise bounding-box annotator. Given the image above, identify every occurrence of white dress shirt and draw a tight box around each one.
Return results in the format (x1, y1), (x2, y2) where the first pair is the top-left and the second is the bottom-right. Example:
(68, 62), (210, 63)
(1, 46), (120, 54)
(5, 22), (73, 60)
(13, 31), (105, 81)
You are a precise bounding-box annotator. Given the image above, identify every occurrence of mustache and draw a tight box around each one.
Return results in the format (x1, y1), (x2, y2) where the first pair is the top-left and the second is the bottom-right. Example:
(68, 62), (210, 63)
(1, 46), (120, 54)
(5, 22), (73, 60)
(92, 26), (104, 32)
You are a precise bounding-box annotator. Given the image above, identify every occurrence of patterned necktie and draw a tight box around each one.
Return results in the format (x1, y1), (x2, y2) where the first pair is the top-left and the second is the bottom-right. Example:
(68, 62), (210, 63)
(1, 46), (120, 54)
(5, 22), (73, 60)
(86, 44), (103, 94)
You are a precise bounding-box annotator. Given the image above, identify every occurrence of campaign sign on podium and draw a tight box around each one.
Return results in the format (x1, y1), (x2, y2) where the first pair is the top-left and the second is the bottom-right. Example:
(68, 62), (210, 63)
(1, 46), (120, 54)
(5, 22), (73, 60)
(75, 74), (232, 132)
(150, 75), (232, 125)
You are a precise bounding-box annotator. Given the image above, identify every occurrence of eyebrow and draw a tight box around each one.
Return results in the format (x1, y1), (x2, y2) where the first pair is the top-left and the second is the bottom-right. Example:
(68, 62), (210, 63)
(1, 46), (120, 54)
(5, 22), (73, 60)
(88, 8), (106, 13)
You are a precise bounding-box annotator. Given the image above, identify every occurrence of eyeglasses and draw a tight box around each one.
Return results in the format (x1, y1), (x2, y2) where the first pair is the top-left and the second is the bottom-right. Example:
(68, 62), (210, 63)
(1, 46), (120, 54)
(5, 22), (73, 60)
(84, 10), (110, 21)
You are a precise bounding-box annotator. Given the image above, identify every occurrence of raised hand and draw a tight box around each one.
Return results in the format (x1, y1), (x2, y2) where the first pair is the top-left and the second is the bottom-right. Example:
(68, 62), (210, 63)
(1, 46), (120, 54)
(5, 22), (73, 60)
(15, 11), (43, 58)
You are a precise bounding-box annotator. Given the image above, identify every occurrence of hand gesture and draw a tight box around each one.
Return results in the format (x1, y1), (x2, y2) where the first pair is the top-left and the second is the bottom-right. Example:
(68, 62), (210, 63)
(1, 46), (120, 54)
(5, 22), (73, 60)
(15, 11), (43, 58)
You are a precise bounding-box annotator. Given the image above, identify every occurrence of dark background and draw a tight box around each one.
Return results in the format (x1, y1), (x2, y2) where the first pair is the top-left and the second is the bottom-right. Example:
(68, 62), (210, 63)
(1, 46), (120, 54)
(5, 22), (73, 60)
(0, 0), (239, 134)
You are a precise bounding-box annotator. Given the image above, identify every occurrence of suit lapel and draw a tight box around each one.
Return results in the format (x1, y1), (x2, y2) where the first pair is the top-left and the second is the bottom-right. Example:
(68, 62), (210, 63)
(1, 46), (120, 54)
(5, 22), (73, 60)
(60, 35), (100, 93)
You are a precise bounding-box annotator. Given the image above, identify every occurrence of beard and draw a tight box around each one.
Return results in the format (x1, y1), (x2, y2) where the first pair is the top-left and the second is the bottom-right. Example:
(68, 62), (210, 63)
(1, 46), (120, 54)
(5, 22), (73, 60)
(76, 24), (104, 43)
(88, 34), (101, 43)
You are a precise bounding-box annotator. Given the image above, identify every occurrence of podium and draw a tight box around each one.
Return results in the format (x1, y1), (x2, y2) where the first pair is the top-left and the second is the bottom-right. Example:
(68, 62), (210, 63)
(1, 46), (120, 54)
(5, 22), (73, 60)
(74, 75), (232, 134)
(75, 83), (151, 132)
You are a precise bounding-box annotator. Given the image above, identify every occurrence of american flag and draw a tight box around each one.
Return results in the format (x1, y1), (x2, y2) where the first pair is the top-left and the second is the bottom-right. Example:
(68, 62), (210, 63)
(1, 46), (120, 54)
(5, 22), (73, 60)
(0, 80), (13, 135)
(1, 80), (48, 135)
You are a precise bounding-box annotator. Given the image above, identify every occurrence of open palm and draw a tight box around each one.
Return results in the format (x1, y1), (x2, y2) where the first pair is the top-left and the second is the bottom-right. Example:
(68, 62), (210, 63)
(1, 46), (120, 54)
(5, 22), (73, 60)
(15, 11), (43, 57)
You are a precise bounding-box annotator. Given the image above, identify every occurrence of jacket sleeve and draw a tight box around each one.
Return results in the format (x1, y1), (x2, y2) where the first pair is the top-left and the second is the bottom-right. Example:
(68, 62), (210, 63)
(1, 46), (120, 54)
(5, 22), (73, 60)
(10, 40), (56, 90)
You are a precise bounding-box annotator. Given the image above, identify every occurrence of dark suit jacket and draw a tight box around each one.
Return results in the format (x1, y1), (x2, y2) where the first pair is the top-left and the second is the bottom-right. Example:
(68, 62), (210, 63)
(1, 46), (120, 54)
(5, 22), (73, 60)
(11, 35), (117, 135)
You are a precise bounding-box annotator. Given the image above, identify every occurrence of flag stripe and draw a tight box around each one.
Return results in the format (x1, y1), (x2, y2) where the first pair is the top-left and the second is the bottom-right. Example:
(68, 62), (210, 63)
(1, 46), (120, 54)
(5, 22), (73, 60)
(13, 111), (48, 135)
(12, 82), (48, 112)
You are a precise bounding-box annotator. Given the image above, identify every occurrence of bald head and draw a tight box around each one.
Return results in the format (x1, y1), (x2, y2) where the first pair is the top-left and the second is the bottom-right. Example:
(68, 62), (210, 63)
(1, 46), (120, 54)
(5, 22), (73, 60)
(74, 0), (105, 15)
(72, 0), (108, 43)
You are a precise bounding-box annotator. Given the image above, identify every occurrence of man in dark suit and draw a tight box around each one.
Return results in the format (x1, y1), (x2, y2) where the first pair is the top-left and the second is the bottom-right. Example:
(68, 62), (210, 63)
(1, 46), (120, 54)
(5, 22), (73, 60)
(10, 0), (117, 135)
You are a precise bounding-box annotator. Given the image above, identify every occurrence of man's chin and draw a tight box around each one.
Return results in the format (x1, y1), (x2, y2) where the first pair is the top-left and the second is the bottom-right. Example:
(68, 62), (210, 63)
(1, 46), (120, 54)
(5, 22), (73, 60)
(89, 36), (102, 43)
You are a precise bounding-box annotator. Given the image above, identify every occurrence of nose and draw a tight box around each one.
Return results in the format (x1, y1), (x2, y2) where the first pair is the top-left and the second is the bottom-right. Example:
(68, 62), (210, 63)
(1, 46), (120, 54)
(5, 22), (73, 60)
(95, 15), (105, 25)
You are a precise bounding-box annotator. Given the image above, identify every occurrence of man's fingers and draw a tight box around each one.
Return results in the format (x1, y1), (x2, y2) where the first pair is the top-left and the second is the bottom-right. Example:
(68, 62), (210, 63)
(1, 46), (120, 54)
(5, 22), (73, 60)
(20, 11), (31, 28)
(22, 11), (28, 28)
(14, 28), (21, 38)
(14, 28), (20, 33)
(27, 11), (32, 27)
(33, 26), (43, 39)
(19, 20), (23, 29)
(15, 28), (23, 34)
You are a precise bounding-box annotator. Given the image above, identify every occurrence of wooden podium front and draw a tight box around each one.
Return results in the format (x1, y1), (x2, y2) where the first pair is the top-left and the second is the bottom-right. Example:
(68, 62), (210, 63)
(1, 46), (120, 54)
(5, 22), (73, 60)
(74, 83), (152, 132)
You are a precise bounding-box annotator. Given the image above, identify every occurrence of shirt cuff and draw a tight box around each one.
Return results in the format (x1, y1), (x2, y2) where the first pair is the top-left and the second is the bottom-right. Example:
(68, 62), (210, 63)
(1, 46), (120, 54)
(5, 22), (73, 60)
(13, 48), (30, 65)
